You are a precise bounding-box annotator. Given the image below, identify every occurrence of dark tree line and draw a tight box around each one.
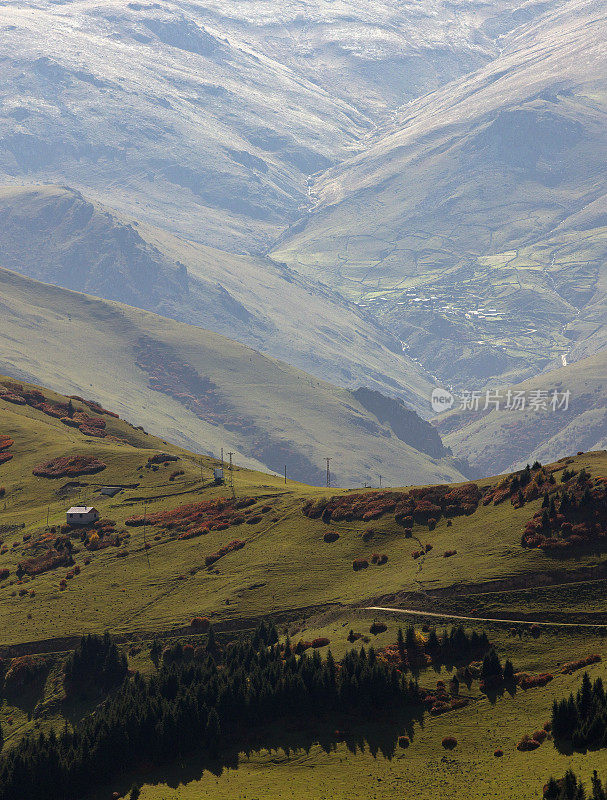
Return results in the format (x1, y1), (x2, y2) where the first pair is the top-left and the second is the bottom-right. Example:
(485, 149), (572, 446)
(0, 624), (420, 800)
(545, 769), (607, 800)
(64, 632), (128, 691)
(552, 672), (607, 750)
(395, 624), (490, 670)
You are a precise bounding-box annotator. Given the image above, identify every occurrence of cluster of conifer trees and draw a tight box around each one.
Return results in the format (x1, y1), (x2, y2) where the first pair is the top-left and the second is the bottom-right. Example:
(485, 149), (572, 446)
(0, 623), (420, 800)
(552, 673), (607, 750)
(545, 770), (607, 800)
(64, 631), (128, 690)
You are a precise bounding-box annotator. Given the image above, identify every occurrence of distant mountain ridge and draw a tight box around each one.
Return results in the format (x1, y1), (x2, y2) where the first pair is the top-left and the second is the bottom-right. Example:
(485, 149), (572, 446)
(0, 184), (435, 414)
(0, 265), (466, 487)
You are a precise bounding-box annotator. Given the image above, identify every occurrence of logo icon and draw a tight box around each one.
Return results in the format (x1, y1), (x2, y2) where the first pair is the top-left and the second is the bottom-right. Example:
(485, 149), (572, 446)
(431, 387), (454, 414)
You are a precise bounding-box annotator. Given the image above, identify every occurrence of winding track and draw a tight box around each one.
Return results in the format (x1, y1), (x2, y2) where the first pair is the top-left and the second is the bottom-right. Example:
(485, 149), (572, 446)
(364, 606), (607, 629)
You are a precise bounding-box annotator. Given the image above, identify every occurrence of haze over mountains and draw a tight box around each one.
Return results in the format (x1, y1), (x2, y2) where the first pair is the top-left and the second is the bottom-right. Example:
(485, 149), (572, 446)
(0, 0), (605, 482)
(0, 265), (465, 486)
(0, 185), (435, 413)
(274, 0), (607, 390)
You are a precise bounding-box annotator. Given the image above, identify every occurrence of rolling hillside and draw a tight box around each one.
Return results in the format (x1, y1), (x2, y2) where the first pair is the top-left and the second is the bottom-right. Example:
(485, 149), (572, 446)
(273, 0), (607, 388)
(1, 379), (607, 800)
(0, 185), (436, 413)
(0, 268), (464, 487)
(0, 0), (556, 252)
(0, 376), (606, 647)
(437, 349), (607, 476)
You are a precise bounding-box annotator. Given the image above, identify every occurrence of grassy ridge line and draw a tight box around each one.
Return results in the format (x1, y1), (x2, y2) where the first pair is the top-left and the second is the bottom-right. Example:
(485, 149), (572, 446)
(0, 266), (465, 487)
(0, 376), (606, 649)
(0, 185), (436, 416)
(438, 350), (607, 474)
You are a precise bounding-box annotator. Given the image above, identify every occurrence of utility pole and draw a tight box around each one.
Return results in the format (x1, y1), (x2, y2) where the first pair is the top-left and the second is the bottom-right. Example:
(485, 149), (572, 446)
(227, 452), (235, 487)
(325, 458), (332, 488)
(220, 447), (224, 466)
(284, 465), (287, 485)
(143, 500), (151, 571)
(379, 475), (382, 489)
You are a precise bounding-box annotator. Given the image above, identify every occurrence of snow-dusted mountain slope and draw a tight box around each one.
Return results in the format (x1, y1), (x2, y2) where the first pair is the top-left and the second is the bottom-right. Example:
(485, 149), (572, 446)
(0, 0), (551, 251)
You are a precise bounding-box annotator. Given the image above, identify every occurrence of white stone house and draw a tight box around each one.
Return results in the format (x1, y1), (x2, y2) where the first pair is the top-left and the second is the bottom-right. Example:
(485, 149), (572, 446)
(66, 506), (100, 525)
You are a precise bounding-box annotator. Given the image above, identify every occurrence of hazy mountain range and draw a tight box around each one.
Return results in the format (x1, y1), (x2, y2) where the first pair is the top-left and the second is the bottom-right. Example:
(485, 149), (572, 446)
(0, 0), (605, 482)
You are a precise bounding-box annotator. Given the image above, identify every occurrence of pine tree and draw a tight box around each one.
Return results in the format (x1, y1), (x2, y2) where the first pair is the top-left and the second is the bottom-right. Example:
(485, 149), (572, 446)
(397, 628), (406, 664)
(150, 638), (162, 670)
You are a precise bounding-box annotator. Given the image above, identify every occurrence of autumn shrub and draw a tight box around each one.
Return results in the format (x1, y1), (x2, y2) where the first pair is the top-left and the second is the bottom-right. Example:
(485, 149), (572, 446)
(0, 435), (14, 452)
(205, 540), (245, 567)
(190, 617), (211, 632)
(533, 729), (548, 743)
(246, 515), (262, 525)
(311, 637), (330, 648)
(442, 736), (457, 750)
(517, 735), (540, 751)
(4, 656), (49, 692)
(33, 456), (107, 478)
(323, 531), (339, 543)
(20, 549), (71, 576)
(398, 735), (410, 749)
(494, 749), (503, 757)
(443, 550), (457, 558)
(0, 569), (9, 580)
(428, 518), (437, 530)
(353, 559), (369, 571)
(516, 673), (553, 689)
(560, 654), (601, 674)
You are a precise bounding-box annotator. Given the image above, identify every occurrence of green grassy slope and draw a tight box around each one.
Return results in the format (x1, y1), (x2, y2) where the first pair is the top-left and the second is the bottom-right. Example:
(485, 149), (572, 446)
(437, 350), (607, 476)
(0, 377), (606, 648)
(0, 184), (435, 414)
(0, 269), (464, 488)
(272, 0), (607, 388)
(1, 381), (607, 800)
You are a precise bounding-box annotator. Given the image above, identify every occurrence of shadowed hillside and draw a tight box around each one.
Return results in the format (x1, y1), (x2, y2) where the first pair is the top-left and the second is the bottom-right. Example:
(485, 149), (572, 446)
(0, 185), (436, 414)
(273, 0), (607, 389)
(0, 268), (465, 487)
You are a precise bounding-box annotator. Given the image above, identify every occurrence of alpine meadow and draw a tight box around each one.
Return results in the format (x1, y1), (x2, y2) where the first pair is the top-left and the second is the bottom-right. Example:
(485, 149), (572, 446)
(0, 2), (606, 799)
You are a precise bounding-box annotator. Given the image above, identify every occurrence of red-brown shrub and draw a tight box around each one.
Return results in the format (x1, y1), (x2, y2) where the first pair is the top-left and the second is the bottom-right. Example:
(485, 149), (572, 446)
(33, 456), (107, 478)
(443, 550), (457, 558)
(561, 654), (601, 674)
(323, 531), (339, 543)
(0, 569), (9, 580)
(442, 736), (457, 750)
(398, 735), (410, 748)
(494, 749), (503, 757)
(311, 637), (330, 648)
(205, 540), (245, 566)
(353, 559), (369, 571)
(517, 735), (540, 751)
(190, 616), (211, 632)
